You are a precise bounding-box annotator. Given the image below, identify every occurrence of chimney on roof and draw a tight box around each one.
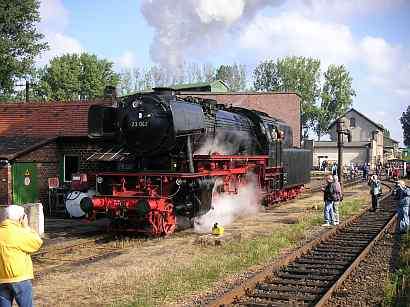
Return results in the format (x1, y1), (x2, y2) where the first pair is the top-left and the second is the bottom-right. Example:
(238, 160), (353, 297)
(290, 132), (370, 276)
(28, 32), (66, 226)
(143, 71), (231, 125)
(104, 86), (117, 101)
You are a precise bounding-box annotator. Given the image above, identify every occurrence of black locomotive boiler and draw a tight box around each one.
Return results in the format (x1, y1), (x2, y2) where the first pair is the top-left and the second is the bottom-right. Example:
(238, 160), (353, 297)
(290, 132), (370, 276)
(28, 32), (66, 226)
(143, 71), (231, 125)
(80, 88), (312, 235)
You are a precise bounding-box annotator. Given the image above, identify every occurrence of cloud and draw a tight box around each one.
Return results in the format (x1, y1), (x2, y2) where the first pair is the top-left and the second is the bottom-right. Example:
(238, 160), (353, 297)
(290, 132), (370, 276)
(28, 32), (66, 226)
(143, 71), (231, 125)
(37, 0), (84, 65)
(239, 13), (357, 67)
(115, 51), (138, 69)
(299, 0), (407, 20)
(359, 36), (410, 97)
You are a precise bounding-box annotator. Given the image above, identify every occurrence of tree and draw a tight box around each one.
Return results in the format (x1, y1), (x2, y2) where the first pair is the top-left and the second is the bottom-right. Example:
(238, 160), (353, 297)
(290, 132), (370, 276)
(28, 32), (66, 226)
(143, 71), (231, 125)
(34, 53), (119, 100)
(314, 65), (356, 140)
(0, 0), (48, 98)
(215, 64), (247, 91)
(401, 106), (410, 146)
(253, 56), (321, 140)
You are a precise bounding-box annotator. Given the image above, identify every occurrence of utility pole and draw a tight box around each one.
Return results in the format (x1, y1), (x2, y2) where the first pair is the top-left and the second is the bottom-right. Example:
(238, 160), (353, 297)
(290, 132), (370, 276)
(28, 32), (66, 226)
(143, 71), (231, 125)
(336, 117), (351, 188)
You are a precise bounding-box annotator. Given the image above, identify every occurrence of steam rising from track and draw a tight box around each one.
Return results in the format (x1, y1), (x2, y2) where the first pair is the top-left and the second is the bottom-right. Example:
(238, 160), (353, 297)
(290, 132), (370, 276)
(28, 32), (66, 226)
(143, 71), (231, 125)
(194, 177), (261, 233)
(141, 0), (279, 69)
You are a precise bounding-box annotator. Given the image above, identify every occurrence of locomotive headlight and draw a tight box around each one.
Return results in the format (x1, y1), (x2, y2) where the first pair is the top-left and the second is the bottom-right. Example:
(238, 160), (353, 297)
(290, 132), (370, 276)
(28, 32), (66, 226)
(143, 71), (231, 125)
(97, 176), (104, 184)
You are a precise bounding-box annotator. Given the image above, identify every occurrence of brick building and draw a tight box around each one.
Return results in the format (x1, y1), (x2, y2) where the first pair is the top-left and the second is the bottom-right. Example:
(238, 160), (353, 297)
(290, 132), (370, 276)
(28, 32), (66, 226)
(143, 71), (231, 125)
(0, 101), (114, 208)
(0, 91), (301, 210)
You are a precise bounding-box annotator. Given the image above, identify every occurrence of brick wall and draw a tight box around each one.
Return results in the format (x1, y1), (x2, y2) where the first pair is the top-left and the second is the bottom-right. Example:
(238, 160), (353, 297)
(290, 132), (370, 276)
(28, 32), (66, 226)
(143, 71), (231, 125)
(179, 92), (301, 147)
(0, 166), (9, 205)
(58, 138), (119, 186)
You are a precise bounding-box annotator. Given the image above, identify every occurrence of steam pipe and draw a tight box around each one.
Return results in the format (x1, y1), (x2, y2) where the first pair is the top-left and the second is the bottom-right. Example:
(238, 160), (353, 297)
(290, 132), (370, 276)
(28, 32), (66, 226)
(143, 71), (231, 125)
(186, 135), (195, 173)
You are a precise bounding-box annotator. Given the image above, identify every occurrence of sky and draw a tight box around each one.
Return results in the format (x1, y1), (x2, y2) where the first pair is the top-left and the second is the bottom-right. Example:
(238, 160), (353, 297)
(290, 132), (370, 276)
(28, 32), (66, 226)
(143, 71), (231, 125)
(37, 0), (410, 144)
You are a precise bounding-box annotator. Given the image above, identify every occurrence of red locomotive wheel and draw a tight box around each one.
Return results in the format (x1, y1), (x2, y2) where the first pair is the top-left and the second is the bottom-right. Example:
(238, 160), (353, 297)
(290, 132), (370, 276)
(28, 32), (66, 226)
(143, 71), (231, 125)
(161, 204), (176, 235)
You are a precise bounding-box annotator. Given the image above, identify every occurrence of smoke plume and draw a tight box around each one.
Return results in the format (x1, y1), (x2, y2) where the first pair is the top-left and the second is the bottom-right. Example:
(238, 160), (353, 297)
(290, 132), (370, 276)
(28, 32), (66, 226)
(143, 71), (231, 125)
(194, 131), (251, 155)
(141, 0), (280, 69)
(194, 177), (261, 233)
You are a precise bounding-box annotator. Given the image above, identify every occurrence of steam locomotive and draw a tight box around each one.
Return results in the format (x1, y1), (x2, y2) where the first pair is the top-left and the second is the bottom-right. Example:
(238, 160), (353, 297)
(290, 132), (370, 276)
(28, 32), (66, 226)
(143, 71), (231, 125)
(79, 88), (312, 235)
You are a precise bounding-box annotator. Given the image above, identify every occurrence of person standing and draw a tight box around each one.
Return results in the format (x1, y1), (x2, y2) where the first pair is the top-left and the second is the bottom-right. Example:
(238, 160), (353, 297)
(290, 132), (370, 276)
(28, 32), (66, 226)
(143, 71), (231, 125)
(332, 163), (338, 176)
(368, 175), (382, 211)
(0, 205), (43, 307)
(332, 175), (343, 225)
(322, 175), (335, 226)
(394, 181), (410, 233)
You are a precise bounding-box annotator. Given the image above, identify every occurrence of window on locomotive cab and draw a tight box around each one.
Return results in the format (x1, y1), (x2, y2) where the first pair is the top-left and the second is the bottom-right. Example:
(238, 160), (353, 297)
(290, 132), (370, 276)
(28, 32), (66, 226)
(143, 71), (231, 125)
(64, 155), (80, 182)
(349, 117), (356, 128)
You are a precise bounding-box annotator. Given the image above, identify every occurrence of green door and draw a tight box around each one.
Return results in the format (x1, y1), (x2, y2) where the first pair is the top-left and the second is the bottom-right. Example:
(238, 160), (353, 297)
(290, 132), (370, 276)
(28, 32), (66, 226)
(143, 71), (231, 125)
(12, 163), (38, 204)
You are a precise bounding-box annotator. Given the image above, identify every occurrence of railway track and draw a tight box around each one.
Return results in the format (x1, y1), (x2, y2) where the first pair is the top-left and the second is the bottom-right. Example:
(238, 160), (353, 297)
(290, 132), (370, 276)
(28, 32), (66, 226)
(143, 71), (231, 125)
(33, 175), (368, 279)
(208, 181), (397, 307)
(32, 235), (144, 278)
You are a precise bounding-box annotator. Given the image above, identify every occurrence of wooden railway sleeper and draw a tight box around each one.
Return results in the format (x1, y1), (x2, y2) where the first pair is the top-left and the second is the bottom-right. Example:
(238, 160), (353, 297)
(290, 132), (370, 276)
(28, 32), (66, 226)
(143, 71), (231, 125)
(296, 258), (349, 265)
(246, 289), (316, 303)
(276, 272), (336, 281)
(283, 267), (342, 276)
(290, 262), (346, 270)
(257, 282), (325, 295)
(265, 277), (330, 288)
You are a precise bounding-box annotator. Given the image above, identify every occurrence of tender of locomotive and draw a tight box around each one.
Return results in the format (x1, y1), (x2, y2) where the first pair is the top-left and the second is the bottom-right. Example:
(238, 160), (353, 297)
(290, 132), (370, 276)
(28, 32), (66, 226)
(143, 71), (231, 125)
(79, 88), (312, 235)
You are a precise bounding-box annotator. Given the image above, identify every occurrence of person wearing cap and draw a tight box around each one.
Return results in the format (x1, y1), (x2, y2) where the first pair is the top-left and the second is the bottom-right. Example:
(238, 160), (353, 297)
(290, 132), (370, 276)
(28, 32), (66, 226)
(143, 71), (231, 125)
(368, 174), (382, 211)
(322, 175), (336, 226)
(332, 175), (343, 225)
(0, 205), (43, 307)
(395, 180), (410, 233)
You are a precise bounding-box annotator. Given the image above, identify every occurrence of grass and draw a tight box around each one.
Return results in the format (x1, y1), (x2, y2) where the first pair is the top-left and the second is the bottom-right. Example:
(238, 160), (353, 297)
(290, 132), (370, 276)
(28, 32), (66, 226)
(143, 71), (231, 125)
(117, 196), (368, 307)
(383, 232), (410, 306)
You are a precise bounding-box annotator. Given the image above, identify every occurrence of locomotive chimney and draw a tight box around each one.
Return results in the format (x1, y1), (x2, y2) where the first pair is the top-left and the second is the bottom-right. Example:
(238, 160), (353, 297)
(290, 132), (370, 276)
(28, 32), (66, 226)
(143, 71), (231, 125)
(104, 86), (117, 101)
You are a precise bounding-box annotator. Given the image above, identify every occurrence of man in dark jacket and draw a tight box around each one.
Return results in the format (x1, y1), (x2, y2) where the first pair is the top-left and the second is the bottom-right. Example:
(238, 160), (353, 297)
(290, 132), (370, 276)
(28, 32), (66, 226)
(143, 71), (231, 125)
(322, 175), (335, 226)
(395, 180), (410, 233)
(368, 174), (381, 211)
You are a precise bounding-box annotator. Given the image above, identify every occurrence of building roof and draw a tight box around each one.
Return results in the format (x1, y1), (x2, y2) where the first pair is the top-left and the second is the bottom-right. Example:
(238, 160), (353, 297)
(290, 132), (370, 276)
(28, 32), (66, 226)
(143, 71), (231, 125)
(384, 136), (399, 148)
(328, 108), (384, 131)
(314, 141), (371, 148)
(0, 136), (56, 160)
(0, 100), (110, 138)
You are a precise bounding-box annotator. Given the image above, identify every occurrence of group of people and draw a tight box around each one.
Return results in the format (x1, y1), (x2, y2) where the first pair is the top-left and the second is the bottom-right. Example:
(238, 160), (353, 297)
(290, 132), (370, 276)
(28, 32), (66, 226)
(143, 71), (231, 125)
(321, 171), (410, 234)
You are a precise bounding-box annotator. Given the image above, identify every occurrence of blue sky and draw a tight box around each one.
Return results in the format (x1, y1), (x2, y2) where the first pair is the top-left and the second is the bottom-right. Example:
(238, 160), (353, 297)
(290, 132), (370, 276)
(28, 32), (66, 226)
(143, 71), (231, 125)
(37, 0), (410, 144)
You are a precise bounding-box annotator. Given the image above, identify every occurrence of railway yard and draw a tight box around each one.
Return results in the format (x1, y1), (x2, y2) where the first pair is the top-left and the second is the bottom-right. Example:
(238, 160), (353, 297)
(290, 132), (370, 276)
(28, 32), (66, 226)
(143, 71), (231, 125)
(28, 177), (406, 307)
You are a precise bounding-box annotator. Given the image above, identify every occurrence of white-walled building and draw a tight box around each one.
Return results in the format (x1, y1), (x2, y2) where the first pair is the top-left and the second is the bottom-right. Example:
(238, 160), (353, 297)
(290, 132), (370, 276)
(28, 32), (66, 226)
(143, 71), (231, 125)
(313, 108), (399, 169)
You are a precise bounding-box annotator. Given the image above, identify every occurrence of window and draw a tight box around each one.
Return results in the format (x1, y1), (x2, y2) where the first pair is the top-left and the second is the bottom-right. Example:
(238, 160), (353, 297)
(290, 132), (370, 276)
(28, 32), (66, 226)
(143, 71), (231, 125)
(349, 117), (356, 128)
(64, 155), (80, 182)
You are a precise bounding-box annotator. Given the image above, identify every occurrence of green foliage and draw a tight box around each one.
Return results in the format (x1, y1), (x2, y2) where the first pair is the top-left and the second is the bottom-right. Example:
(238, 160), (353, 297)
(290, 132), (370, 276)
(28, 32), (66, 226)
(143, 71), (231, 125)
(314, 65), (355, 140)
(0, 0), (48, 98)
(383, 232), (410, 306)
(401, 106), (410, 146)
(253, 56), (321, 139)
(33, 53), (119, 100)
(215, 63), (247, 91)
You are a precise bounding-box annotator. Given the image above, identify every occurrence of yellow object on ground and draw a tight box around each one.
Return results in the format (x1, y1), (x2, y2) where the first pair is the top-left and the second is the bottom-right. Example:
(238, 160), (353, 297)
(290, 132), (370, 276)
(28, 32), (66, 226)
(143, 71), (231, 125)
(212, 223), (224, 236)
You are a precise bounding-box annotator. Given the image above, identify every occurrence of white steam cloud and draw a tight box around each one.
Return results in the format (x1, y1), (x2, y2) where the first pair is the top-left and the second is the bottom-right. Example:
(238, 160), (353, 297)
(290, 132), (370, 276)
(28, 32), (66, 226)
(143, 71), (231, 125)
(195, 132), (251, 155)
(194, 178), (261, 233)
(141, 0), (279, 69)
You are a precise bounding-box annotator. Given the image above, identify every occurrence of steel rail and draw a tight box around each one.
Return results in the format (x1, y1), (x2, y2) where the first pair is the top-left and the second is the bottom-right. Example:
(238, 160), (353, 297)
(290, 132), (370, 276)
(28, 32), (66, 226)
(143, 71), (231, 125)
(208, 181), (395, 307)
